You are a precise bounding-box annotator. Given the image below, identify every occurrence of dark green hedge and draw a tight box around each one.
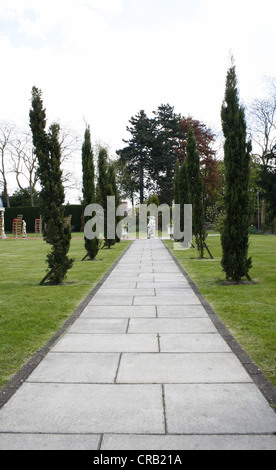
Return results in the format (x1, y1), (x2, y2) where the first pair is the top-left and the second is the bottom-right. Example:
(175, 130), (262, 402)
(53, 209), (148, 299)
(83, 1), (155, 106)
(4, 207), (40, 232)
(4, 205), (83, 233)
(63, 205), (83, 232)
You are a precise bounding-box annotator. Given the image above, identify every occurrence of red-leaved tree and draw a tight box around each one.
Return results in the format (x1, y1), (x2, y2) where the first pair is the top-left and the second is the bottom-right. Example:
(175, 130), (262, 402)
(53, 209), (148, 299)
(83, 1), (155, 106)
(177, 116), (222, 210)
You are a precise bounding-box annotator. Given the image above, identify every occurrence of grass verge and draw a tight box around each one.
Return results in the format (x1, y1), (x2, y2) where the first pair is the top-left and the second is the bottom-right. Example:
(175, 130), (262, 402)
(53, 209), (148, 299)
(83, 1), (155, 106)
(0, 235), (131, 388)
(164, 234), (276, 387)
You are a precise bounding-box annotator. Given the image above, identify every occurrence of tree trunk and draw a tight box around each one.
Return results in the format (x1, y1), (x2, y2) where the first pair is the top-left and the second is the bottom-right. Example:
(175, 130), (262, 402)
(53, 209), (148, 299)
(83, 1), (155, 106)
(3, 179), (10, 207)
(261, 199), (266, 232)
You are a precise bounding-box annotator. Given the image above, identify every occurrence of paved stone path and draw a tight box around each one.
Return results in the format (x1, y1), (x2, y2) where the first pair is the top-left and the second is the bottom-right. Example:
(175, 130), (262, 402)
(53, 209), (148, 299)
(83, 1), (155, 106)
(0, 238), (276, 450)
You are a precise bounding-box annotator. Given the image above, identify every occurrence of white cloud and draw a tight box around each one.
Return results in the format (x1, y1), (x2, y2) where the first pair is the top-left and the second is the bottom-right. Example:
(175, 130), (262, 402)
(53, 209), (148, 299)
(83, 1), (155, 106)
(0, 0), (123, 40)
(83, 0), (124, 15)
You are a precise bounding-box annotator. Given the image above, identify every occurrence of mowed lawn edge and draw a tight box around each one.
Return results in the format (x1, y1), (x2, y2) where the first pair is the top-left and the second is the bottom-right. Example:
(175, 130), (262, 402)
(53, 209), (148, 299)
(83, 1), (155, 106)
(0, 236), (132, 389)
(164, 234), (276, 388)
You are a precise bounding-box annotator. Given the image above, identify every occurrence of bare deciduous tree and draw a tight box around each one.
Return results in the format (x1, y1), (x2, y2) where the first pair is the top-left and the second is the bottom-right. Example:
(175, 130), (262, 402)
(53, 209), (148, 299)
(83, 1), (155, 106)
(8, 123), (81, 206)
(247, 77), (276, 230)
(10, 130), (39, 206)
(0, 121), (16, 207)
(59, 125), (82, 192)
(247, 78), (276, 168)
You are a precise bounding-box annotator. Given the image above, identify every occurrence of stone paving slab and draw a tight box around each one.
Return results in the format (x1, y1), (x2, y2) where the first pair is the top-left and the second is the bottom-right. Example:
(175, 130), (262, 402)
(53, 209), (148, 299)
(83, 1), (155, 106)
(138, 273), (184, 281)
(88, 296), (134, 306)
(100, 281), (137, 288)
(27, 353), (120, 383)
(0, 434), (100, 451)
(101, 434), (276, 450)
(154, 288), (197, 296)
(128, 318), (217, 333)
(51, 333), (159, 353)
(157, 305), (208, 317)
(152, 260), (178, 264)
(165, 383), (276, 434)
(113, 267), (144, 272)
(133, 294), (201, 305)
(81, 305), (156, 318)
(67, 318), (128, 334)
(159, 333), (232, 352)
(107, 273), (139, 280)
(0, 384), (165, 434)
(153, 266), (183, 272)
(116, 353), (252, 384)
(117, 260), (142, 264)
(1, 431), (275, 451)
(137, 281), (190, 289)
(92, 288), (155, 297)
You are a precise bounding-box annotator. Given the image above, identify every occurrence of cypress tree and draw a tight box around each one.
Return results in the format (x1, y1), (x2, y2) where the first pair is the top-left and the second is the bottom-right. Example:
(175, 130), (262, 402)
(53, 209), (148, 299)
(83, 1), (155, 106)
(174, 158), (189, 242)
(221, 63), (252, 281)
(108, 162), (121, 243)
(82, 125), (99, 259)
(29, 87), (73, 284)
(97, 147), (114, 248)
(178, 159), (189, 239)
(186, 128), (206, 258)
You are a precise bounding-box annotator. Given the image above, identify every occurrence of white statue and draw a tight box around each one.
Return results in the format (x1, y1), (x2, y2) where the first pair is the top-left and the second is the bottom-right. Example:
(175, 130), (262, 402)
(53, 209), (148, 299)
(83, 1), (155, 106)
(147, 216), (156, 239)
(22, 220), (27, 238)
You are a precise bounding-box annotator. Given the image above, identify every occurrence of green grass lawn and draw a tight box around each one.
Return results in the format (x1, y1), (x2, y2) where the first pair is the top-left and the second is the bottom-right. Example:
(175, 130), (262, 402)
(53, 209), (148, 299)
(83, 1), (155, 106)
(164, 234), (276, 387)
(0, 235), (131, 388)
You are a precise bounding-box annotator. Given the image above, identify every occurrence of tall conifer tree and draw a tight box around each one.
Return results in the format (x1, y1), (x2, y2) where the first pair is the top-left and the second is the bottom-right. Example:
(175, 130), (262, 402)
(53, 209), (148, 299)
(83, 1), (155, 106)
(97, 147), (114, 248)
(108, 162), (121, 243)
(178, 160), (189, 239)
(221, 62), (252, 281)
(29, 87), (73, 284)
(186, 128), (206, 258)
(82, 125), (99, 259)
(174, 158), (189, 242)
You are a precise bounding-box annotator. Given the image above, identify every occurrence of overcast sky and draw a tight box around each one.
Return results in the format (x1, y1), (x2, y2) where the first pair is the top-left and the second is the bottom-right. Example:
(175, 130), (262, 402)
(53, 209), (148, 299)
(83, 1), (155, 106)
(1, 0), (276, 202)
